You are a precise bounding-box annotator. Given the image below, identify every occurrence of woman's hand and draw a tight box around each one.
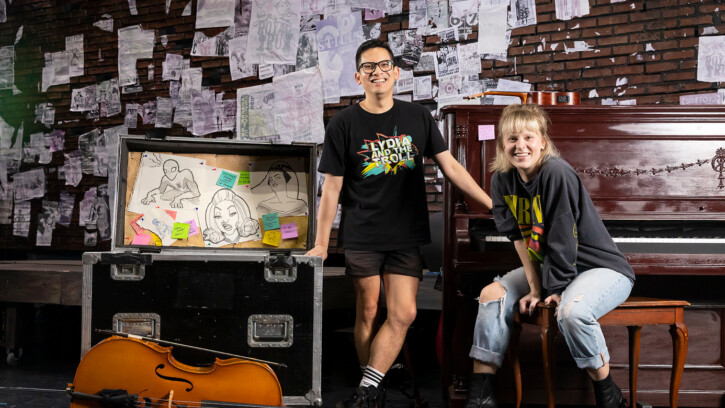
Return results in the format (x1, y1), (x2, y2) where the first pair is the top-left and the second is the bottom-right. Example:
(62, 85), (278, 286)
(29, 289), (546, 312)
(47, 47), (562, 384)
(544, 294), (561, 307)
(519, 291), (541, 316)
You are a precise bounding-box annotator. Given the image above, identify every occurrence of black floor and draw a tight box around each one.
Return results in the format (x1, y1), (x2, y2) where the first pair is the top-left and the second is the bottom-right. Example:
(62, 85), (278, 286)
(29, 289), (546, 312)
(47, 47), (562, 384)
(0, 304), (447, 408)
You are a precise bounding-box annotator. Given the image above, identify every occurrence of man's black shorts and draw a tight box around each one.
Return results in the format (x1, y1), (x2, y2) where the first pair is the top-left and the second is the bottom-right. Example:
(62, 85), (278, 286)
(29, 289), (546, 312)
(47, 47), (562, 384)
(344, 247), (424, 279)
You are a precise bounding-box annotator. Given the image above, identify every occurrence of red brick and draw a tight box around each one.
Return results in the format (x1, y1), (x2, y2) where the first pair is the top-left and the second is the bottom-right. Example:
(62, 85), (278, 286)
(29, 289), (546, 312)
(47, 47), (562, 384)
(582, 67), (613, 78)
(662, 71), (697, 81)
(521, 53), (553, 64)
(583, 27), (613, 38)
(619, 74), (662, 85)
(680, 82), (717, 91)
(629, 10), (662, 23)
(646, 18), (679, 30)
(650, 40), (679, 50)
(661, 6), (694, 18)
(631, 31), (661, 42)
(597, 35), (630, 46)
(663, 28), (695, 39)
(663, 49), (696, 60)
(698, 4), (722, 13)
(679, 37), (699, 48)
(681, 15), (715, 26)
(551, 31), (581, 41)
(611, 44), (644, 55)
(567, 79), (597, 89)
(614, 23), (644, 35)
(613, 64), (645, 75)
(597, 14), (629, 25)
(537, 22), (567, 33)
(647, 84), (679, 93)
(645, 61), (679, 73)
(566, 59), (595, 69)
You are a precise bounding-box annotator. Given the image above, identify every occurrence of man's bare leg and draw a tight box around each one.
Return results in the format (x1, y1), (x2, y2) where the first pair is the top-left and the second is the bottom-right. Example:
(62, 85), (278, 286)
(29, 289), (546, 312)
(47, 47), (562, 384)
(367, 273), (419, 372)
(353, 275), (382, 366)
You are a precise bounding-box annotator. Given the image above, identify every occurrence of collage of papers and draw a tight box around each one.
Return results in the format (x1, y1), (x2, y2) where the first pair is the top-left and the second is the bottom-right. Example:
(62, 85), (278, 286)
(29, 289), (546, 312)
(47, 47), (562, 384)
(124, 152), (309, 249)
(1, 0), (724, 250)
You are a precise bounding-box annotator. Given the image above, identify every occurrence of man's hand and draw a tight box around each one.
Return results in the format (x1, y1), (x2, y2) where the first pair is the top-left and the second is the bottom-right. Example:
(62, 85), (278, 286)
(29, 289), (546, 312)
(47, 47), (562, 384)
(305, 244), (328, 261)
(519, 291), (541, 316)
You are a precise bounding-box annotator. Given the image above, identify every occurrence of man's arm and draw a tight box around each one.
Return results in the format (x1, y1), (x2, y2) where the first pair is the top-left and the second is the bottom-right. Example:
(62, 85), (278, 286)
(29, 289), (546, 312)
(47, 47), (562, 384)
(433, 150), (493, 210)
(305, 175), (343, 261)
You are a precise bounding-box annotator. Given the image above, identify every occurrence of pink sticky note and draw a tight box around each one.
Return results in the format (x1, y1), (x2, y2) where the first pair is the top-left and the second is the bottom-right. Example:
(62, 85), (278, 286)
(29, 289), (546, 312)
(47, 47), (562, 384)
(478, 125), (495, 141)
(280, 223), (298, 239)
(186, 219), (199, 236)
(131, 234), (152, 245)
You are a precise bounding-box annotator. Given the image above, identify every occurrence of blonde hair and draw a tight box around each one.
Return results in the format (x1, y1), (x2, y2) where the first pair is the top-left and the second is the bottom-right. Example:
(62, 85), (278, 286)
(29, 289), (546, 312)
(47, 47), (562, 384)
(489, 104), (560, 173)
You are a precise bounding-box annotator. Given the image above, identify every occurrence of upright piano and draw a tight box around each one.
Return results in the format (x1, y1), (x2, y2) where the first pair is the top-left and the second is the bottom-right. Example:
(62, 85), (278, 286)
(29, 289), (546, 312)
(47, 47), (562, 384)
(441, 105), (725, 407)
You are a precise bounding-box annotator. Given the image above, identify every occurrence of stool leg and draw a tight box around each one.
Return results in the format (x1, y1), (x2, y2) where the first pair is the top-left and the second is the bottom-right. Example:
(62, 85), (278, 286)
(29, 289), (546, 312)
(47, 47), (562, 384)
(402, 339), (423, 408)
(627, 326), (641, 408)
(541, 326), (556, 408)
(669, 322), (688, 408)
(510, 322), (523, 408)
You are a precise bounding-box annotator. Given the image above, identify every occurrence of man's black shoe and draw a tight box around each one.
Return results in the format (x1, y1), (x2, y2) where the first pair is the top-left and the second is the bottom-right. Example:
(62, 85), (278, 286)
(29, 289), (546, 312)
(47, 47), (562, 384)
(336, 385), (383, 408)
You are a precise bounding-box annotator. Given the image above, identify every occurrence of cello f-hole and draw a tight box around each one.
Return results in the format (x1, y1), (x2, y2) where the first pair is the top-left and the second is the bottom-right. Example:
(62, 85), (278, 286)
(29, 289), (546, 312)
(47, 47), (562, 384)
(155, 364), (194, 392)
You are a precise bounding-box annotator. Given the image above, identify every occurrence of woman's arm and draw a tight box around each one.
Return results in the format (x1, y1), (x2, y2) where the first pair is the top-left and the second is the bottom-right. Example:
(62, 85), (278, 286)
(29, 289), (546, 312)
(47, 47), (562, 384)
(514, 239), (543, 315)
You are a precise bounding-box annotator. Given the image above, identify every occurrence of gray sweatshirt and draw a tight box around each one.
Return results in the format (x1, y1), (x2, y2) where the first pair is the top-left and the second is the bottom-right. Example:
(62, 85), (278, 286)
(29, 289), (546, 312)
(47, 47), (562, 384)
(491, 156), (635, 296)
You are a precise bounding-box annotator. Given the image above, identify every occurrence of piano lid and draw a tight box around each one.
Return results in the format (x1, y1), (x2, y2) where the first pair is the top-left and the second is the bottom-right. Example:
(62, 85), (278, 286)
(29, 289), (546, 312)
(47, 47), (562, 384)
(442, 105), (725, 221)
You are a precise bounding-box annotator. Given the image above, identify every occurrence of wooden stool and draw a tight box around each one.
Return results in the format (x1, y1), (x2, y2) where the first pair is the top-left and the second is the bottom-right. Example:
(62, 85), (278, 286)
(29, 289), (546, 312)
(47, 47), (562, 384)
(510, 296), (689, 408)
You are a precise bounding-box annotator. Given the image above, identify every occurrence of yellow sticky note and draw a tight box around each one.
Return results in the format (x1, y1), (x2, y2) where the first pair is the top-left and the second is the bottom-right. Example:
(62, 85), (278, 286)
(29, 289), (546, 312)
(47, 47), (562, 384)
(150, 233), (163, 246)
(263, 230), (281, 247)
(171, 222), (190, 240)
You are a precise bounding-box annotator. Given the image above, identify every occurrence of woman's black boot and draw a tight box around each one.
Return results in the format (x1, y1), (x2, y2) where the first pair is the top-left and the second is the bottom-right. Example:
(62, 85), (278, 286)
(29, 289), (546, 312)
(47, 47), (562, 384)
(464, 373), (497, 408)
(592, 373), (628, 408)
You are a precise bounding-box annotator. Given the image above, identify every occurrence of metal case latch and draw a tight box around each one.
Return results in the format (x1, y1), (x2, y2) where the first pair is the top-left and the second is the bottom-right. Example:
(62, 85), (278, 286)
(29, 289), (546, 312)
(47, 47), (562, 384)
(110, 264), (146, 281)
(112, 313), (161, 339)
(248, 314), (293, 348)
(264, 254), (297, 282)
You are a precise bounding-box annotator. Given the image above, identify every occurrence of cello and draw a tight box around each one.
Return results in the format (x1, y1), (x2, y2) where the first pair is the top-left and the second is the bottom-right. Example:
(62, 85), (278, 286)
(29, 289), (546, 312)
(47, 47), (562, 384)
(68, 334), (284, 408)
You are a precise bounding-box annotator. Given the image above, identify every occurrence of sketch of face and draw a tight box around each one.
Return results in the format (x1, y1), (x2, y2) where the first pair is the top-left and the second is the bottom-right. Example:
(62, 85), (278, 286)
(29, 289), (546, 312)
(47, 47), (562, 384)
(214, 200), (240, 236)
(370, 25), (381, 39)
(268, 171), (286, 192)
(163, 160), (179, 179)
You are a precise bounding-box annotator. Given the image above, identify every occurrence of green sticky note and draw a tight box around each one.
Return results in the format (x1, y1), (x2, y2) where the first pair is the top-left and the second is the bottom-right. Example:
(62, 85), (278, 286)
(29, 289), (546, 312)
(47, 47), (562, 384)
(262, 212), (280, 230)
(216, 170), (238, 189)
(171, 222), (190, 240)
(238, 171), (251, 185)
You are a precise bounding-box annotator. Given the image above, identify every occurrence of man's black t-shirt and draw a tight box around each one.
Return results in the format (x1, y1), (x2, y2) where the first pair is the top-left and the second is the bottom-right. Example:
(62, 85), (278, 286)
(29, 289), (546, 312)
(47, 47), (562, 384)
(319, 100), (447, 251)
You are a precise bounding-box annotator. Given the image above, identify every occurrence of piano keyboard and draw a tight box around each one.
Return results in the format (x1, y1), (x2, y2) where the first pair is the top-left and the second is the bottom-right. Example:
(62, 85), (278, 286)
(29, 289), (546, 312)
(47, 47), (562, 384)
(483, 236), (725, 244)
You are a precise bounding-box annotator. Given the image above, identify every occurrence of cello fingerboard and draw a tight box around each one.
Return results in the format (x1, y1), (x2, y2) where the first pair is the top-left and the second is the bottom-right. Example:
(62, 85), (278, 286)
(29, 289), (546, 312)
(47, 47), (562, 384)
(201, 401), (282, 408)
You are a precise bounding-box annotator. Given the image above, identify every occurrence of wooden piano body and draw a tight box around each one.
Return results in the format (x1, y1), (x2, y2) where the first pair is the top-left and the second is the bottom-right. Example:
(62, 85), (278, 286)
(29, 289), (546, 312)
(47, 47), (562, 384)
(441, 105), (725, 407)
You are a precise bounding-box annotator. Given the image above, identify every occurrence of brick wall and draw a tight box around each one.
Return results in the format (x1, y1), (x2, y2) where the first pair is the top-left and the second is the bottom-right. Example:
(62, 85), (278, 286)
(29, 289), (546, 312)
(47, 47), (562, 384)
(0, 0), (722, 256)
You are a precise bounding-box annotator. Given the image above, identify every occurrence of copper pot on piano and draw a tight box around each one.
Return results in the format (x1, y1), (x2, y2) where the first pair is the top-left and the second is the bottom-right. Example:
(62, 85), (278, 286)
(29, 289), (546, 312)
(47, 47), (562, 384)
(467, 91), (581, 105)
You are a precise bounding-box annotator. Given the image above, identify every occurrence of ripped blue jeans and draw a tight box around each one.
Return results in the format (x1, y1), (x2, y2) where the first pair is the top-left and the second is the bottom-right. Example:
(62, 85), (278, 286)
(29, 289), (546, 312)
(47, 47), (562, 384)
(469, 267), (633, 370)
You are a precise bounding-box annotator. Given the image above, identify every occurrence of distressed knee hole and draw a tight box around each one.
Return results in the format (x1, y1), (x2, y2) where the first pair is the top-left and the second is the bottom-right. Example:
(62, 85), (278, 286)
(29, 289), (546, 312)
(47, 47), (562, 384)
(557, 294), (584, 321)
(478, 282), (507, 304)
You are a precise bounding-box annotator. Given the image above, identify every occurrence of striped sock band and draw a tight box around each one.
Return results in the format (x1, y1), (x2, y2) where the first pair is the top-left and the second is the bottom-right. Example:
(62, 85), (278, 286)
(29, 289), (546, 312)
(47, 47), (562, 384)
(359, 366), (385, 388)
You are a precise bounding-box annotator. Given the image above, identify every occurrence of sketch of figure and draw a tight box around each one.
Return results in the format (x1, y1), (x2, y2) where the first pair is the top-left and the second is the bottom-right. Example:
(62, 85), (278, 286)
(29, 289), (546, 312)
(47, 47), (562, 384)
(252, 161), (308, 216)
(141, 158), (201, 208)
(202, 188), (260, 245)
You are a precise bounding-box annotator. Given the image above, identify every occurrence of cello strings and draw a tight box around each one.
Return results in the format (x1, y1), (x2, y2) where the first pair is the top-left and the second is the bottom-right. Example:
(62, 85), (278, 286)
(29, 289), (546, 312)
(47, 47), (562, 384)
(127, 395), (280, 407)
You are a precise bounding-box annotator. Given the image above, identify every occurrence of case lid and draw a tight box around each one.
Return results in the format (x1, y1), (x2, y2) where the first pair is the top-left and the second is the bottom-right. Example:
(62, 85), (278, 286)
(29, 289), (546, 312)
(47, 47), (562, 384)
(112, 136), (317, 253)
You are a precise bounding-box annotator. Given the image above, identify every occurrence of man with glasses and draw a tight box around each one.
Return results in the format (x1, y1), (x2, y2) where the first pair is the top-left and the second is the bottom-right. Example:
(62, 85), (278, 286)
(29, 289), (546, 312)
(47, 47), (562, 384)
(307, 39), (492, 408)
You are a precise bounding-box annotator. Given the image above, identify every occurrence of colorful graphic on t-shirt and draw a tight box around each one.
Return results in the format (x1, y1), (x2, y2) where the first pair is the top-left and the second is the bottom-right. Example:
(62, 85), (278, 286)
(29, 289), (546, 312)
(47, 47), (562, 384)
(358, 128), (419, 177)
(504, 193), (545, 262)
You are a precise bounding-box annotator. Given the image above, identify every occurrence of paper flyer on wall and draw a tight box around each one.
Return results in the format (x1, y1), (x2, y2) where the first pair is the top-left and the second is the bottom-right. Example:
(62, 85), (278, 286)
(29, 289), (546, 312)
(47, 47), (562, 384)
(246, 0), (302, 64)
(118, 25), (155, 87)
(273, 67), (325, 144)
(316, 12), (364, 100)
(236, 83), (277, 140)
(196, 0), (235, 29)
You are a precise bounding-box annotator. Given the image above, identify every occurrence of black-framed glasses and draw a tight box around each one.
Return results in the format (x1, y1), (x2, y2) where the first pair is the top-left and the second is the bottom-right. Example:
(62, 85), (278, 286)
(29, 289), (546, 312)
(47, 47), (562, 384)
(358, 60), (394, 74)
